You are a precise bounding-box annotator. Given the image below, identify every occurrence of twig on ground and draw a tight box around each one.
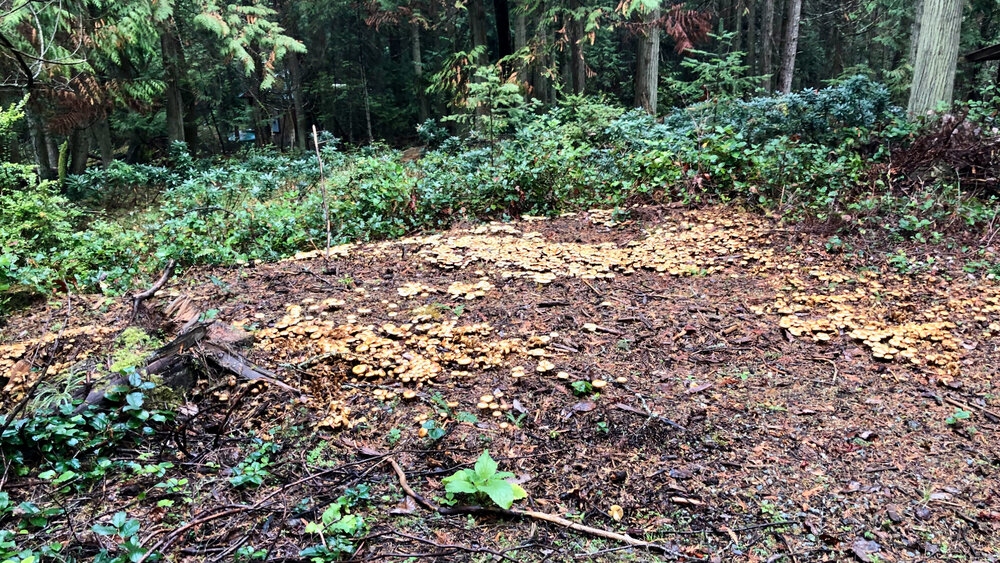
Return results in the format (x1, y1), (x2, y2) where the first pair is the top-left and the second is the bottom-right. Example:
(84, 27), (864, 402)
(385, 457), (677, 556)
(613, 402), (686, 431)
(130, 259), (176, 322)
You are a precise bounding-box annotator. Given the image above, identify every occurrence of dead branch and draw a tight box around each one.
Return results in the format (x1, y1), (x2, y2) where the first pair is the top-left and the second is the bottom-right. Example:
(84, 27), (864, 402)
(130, 259), (176, 321)
(613, 402), (686, 431)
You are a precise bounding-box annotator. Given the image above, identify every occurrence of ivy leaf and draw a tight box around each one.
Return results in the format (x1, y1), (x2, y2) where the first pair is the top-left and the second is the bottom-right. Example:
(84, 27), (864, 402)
(121, 518), (141, 538)
(125, 392), (144, 410)
(92, 524), (118, 536)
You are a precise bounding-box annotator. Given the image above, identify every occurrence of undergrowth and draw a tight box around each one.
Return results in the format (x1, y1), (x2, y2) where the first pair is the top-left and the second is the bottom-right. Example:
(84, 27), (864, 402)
(2, 75), (999, 311)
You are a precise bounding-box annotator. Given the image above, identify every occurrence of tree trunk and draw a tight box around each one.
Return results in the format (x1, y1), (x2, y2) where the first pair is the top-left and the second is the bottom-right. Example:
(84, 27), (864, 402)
(532, 16), (551, 102)
(760, 0), (775, 91)
(493, 0), (514, 59)
(183, 97), (199, 155)
(907, 0), (964, 116)
(908, 0), (925, 64)
(634, 8), (660, 114)
(68, 127), (90, 176)
(469, 0), (489, 65)
(161, 31), (186, 145)
(27, 110), (55, 180)
(746, 0), (757, 73)
(92, 118), (113, 168)
(515, 7), (528, 84)
(411, 22), (429, 123)
(288, 52), (308, 150)
(777, 0), (801, 93)
(568, 0), (586, 95)
(733, 0), (744, 53)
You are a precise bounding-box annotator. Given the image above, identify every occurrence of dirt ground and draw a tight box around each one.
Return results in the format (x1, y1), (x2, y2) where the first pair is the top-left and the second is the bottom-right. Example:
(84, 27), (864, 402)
(2, 205), (998, 562)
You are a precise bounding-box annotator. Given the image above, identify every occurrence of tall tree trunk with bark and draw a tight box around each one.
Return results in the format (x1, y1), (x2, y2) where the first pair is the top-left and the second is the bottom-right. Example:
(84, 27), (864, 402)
(27, 110), (55, 180)
(746, 0), (757, 72)
(469, 0), (489, 66)
(161, 30), (186, 145)
(532, 16), (552, 102)
(777, 0), (801, 93)
(568, 0), (586, 95)
(183, 96), (199, 155)
(288, 52), (308, 150)
(515, 7), (528, 83)
(908, 0), (925, 64)
(760, 0), (775, 91)
(907, 0), (964, 115)
(68, 127), (90, 175)
(493, 0), (513, 59)
(733, 0), (744, 53)
(410, 22), (429, 123)
(634, 8), (660, 114)
(92, 118), (113, 168)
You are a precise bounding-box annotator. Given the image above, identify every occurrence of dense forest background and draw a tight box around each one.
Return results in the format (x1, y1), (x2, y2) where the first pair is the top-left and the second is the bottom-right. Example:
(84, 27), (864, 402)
(1, 0), (999, 308)
(1, 0), (997, 170)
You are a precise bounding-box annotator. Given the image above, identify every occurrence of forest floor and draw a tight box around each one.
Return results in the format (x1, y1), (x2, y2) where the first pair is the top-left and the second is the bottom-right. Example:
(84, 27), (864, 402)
(2, 205), (999, 562)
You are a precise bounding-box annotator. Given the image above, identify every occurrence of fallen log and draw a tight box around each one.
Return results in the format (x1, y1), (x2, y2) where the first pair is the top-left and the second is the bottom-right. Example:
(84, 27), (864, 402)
(75, 301), (303, 413)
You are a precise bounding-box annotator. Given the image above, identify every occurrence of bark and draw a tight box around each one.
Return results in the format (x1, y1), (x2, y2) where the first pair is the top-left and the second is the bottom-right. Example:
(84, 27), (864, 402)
(907, 0), (964, 115)
(493, 0), (514, 59)
(183, 96), (199, 155)
(908, 0), (925, 65)
(760, 0), (775, 91)
(777, 0), (802, 93)
(411, 22), (430, 123)
(634, 8), (660, 114)
(733, 0), (744, 53)
(161, 30), (185, 145)
(91, 118), (113, 168)
(68, 127), (90, 176)
(469, 0), (489, 66)
(746, 0), (757, 73)
(27, 109), (55, 180)
(532, 17), (552, 102)
(288, 51), (308, 150)
(568, 0), (586, 95)
(515, 7), (528, 84)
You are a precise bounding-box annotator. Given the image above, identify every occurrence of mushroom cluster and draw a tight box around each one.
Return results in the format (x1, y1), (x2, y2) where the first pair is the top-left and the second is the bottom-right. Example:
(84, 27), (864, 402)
(1, 325), (115, 402)
(412, 212), (775, 285)
(256, 302), (549, 405)
(446, 279), (494, 300)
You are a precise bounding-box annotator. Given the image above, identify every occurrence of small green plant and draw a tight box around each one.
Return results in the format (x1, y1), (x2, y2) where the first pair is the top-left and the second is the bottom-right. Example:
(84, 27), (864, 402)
(229, 440), (280, 488)
(299, 486), (369, 562)
(420, 420), (446, 442)
(234, 545), (268, 562)
(596, 421), (609, 434)
(945, 409), (971, 426)
(887, 250), (911, 274)
(92, 512), (157, 562)
(385, 427), (402, 446)
(441, 450), (527, 509)
(505, 412), (527, 428)
(570, 381), (593, 396)
(455, 411), (478, 424)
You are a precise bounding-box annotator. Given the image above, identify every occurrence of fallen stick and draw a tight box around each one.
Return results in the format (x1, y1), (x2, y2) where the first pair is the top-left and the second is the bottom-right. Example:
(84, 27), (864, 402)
(131, 259), (176, 322)
(613, 403), (686, 431)
(386, 458), (675, 555)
